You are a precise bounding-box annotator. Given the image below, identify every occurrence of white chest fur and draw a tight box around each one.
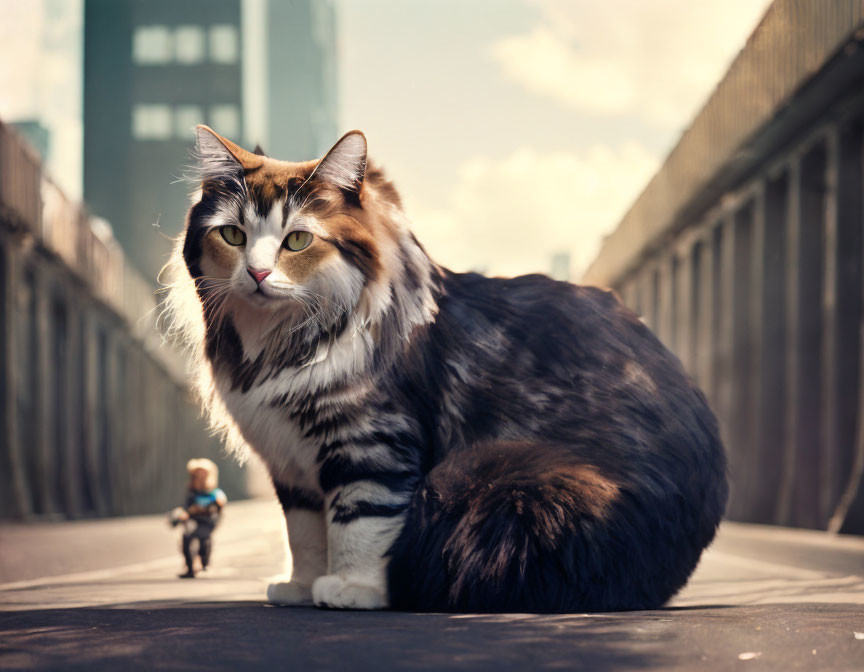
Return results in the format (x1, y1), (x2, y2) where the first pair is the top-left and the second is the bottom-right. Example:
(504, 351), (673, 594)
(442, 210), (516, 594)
(217, 373), (321, 492)
(213, 303), (378, 491)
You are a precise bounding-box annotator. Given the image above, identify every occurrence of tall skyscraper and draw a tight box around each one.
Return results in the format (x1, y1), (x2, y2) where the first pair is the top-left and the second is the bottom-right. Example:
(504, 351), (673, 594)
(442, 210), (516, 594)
(83, 0), (338, 281)
(262, 0), (338, 162)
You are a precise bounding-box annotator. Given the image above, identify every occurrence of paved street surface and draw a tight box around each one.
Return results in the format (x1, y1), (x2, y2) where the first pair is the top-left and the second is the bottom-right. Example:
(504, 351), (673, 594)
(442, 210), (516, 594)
(1, 499), (863, 670)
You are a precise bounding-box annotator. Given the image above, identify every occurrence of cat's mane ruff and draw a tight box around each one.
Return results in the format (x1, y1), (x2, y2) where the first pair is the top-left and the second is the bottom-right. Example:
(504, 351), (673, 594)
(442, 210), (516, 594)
(160, 238), (250, 461)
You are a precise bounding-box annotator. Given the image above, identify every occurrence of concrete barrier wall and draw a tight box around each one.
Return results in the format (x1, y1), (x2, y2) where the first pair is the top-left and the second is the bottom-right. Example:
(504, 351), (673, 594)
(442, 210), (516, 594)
(0, 120), (248, 520)
(583, 12), (864, 533)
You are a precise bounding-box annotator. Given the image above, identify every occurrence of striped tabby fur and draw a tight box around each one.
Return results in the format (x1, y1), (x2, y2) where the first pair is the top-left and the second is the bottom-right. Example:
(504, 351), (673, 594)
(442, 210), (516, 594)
(164, 126), (727, 612)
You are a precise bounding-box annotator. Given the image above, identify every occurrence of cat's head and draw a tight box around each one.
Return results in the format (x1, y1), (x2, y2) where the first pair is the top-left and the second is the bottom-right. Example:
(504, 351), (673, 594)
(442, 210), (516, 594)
(179, 125), (408, 334)
(165, 125), (439, 388)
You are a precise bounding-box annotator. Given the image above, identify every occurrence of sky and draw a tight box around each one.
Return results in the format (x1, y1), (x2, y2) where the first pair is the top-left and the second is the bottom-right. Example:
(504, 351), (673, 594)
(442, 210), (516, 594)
(0, 0), (82, 201)
(0, 0), (772, 279)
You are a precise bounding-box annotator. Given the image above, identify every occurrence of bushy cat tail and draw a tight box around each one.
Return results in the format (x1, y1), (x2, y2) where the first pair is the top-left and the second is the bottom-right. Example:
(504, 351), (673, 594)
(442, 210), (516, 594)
(387, 440), (666, 613)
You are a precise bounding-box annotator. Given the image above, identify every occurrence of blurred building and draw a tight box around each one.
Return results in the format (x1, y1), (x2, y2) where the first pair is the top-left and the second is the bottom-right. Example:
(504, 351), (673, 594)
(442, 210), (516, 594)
(83, 0), (338, 281)
(550, 252), (571, 282)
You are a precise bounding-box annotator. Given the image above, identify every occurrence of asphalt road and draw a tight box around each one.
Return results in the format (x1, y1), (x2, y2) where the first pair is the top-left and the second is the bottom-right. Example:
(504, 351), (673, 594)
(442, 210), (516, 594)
(1, 499), (863, 671)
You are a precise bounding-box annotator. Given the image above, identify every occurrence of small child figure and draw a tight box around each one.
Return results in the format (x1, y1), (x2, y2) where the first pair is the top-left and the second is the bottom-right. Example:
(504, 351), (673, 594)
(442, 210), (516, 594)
(169, 458), (227, 578)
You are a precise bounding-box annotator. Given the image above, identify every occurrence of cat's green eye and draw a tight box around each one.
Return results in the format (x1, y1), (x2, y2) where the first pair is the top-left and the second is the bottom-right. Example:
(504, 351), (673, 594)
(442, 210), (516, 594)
(219, 225), (246, 246)
(284, 230), (313, 252)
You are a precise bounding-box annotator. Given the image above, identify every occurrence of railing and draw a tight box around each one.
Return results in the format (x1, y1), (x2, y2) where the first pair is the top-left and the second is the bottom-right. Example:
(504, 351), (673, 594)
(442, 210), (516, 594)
(0, 120), (247, 519)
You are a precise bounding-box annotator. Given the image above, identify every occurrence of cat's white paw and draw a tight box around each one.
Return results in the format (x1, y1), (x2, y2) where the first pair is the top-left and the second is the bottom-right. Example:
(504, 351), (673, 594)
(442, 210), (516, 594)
(311, 574), (388, 610)
(266, 580), (314, 606)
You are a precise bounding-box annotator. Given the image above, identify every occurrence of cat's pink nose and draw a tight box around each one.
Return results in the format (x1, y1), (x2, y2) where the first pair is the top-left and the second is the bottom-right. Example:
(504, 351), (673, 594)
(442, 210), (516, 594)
(247, 267), (271, 285)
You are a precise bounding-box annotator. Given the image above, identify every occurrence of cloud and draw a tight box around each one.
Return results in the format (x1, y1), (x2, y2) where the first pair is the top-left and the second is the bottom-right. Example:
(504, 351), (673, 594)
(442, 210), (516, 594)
(0, 0), (43, 118)
(491, 26), (637, 115)
(490, 0), (773, 128)
(405, 142), (659, 279)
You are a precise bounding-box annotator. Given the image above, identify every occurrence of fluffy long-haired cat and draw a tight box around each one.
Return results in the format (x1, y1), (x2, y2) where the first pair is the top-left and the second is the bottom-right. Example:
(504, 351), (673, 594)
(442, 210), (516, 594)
(164, 126), (727, 612)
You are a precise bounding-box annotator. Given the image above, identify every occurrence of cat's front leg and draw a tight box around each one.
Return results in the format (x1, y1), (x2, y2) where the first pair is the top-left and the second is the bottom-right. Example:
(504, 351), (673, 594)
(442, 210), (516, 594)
(312, 481), (412, 610)
(267, 484), (327, 606)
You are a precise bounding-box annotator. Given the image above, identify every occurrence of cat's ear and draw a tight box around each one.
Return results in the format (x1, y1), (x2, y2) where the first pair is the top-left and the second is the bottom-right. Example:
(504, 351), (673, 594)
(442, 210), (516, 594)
(194, 125), (262, 184)
(252, 144), (266, 156)
(310, 131), (367, 193)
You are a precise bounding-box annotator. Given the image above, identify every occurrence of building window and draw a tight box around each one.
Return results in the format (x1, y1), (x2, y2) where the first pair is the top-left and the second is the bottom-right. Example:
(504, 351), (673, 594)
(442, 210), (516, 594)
(174, 26), (205, 64)
(209, 105), (240, 138)
(209, 25), (239, 64)
(133, 104), (172, 140)
(132, 26), (172, 64)
(175, 105), (204, 139)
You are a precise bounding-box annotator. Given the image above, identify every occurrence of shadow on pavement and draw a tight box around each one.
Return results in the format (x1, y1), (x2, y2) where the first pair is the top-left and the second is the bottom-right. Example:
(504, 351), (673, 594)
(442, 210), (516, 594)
(1, 602), (863, 670)
(0, 602), (668, 671)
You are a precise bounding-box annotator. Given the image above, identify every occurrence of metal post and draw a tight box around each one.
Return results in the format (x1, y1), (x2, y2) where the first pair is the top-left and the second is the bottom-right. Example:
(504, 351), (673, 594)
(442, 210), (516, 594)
(676, 243), (695, 375)
(709, 223), (726, 419)
(717, 212), (739, 517)
(34, 267), (59, 515)
(779, 158), (803, 528)
(822, 121), (864, 527)
(820, 128), (841, 526)
(663, 255), (679, 355)
(642, 265), (658, 334)
(779, 145), (826, 529)
(696, 231), (715, 399)
(0, 236), (30, 517)
(78, 305), (100, 516)
(62, 290), (84, 518)
(756, 173), (789, 524)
